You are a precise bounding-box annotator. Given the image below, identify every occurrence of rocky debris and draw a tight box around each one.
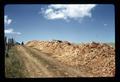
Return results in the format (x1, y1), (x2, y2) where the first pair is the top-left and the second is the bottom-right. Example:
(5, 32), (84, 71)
(52, 40), (63, 43)
(26, 40), (115, 77)
(90, 42), (99, 48)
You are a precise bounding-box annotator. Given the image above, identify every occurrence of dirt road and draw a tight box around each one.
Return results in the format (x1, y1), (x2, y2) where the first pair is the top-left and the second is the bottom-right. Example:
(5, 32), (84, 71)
(15, 45), (94, 77)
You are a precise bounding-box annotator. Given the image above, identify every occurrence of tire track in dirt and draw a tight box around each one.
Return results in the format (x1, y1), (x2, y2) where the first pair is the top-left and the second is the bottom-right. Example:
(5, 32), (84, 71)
(24, 46), (78, 77)
(16, 45), (95, 77)
(24, 46), (95, 77)
(16, 45), (53, 77)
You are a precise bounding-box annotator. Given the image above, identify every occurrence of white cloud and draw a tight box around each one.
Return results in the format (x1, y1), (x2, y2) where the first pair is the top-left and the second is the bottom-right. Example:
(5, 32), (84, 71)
(4, 15), (12, 25)
(5, 28), (21, 35)
(4, 15), (21, 35)
(14, 32), (21, 35)
(41, 4), (96, 21)
(104, 23), (108, 26)
(5, 28), (13, 33)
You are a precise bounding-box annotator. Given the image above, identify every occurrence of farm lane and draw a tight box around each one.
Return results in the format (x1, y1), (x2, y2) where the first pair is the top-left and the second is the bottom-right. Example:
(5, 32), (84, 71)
(16, 45), (94, 77)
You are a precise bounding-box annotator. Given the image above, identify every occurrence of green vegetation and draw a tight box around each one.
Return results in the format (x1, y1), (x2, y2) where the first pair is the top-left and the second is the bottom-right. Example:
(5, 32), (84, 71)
(5, 46), (25, 78)
(5, 36), (27, 78)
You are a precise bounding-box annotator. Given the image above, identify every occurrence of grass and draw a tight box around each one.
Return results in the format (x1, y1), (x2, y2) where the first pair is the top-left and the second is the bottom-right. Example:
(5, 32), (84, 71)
(5, 46), (25, 78)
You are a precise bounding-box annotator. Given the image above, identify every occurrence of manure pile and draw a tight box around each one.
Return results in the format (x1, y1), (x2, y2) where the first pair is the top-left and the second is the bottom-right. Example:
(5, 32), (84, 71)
(26, 40), (115, 77)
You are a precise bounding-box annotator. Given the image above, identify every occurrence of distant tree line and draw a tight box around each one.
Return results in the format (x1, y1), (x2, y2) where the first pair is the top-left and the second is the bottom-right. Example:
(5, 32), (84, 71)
(5, 36), (24, 57)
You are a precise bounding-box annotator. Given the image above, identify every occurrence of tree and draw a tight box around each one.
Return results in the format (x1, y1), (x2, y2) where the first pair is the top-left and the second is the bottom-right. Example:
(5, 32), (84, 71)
(5, 36), (8, 57)
(21, 42), (24, 45)
(5, 37), (15, 57)
(7, 38), (15, 50)
(5, 36), (7, 45)
(11, 38), (15, 46)
(16, 42), (20, 45)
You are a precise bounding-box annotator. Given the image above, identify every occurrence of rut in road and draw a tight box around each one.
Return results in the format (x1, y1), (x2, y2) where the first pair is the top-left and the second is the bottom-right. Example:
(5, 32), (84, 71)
(16, 45), (53, 77)
(16, 45), (95, 77)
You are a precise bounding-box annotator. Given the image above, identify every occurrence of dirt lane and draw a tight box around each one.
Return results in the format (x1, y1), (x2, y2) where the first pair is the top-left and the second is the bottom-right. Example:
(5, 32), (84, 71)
(16, 45), (53, 77)
(16, 45), (94, 77)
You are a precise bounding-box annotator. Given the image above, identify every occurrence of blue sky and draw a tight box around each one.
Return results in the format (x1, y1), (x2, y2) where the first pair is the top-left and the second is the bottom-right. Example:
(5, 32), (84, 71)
(4, 4), (115, 43)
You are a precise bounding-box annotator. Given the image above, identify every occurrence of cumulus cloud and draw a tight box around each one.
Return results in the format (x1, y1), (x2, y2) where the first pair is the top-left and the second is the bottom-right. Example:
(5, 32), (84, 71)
(4, 15), (12, 25)
(4, 15), (21, 35)
(5, 28), (21, 35)
(41, 4), (96, 21)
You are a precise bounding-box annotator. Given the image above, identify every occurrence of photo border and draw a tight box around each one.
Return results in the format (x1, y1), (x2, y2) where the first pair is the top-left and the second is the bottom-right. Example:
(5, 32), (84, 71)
(0, 0), (120, 81)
